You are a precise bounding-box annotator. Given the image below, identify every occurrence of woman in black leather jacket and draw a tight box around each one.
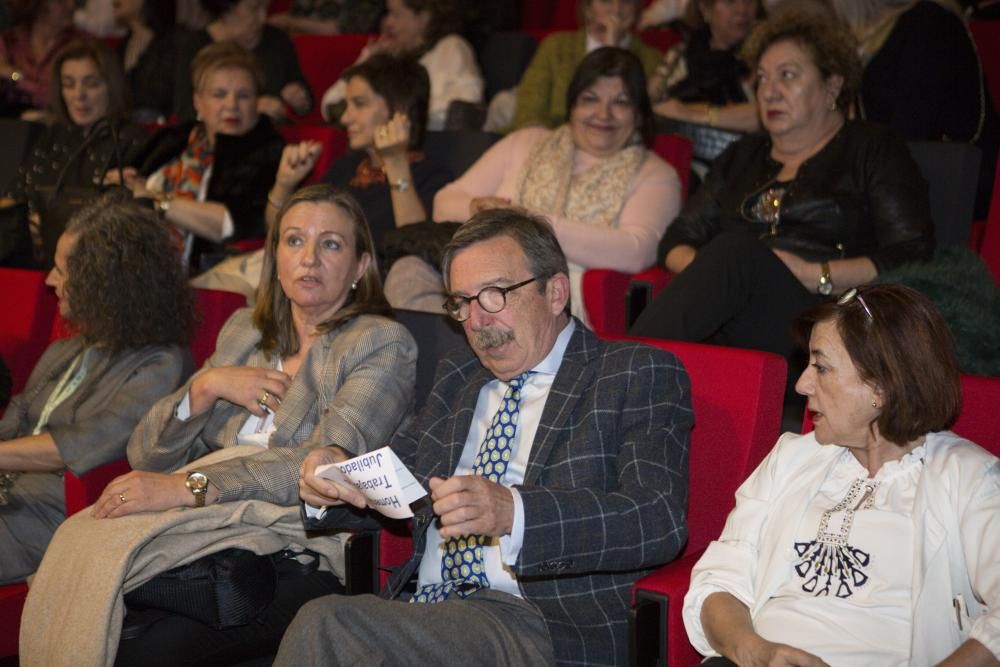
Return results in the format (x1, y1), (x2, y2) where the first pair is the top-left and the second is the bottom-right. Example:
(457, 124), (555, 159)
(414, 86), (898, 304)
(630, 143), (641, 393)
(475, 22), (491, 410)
(630, 10), (932, 363)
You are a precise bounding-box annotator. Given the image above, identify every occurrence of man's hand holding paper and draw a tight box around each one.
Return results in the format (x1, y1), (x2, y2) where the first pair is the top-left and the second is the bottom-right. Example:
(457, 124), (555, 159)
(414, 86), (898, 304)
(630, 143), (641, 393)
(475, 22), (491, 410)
(299, 446), (368, 510)
(312, 446), (428, 519)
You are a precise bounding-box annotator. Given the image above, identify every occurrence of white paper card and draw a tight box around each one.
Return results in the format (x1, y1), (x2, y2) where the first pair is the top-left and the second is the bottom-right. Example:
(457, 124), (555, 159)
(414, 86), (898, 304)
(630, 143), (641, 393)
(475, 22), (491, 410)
(315, 446), (427, 519)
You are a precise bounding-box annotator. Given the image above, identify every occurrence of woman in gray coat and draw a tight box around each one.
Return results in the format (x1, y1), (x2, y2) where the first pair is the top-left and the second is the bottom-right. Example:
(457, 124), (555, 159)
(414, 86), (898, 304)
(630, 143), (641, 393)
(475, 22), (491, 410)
(0, 192), (194, 584)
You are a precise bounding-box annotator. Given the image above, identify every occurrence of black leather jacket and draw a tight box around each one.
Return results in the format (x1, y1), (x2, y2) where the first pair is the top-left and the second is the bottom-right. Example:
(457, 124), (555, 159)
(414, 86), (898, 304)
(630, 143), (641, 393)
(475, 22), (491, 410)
(658, 120), (934, 272)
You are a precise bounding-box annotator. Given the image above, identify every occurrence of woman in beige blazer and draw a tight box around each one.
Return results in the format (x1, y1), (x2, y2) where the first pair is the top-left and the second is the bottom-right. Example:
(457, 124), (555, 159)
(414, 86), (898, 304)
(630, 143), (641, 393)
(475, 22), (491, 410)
(92, 184), (418, 664)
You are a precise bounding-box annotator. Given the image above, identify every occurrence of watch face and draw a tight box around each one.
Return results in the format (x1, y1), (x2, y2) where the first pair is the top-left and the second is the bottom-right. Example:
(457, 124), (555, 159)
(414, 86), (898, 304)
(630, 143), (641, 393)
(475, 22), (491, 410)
(818, 280), (833, 296)
(186, 472), (208, 492)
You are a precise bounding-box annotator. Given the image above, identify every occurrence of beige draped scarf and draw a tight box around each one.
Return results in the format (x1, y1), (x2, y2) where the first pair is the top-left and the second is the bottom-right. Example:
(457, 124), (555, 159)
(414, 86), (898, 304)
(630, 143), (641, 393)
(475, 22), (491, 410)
(516, 125), (645, 324)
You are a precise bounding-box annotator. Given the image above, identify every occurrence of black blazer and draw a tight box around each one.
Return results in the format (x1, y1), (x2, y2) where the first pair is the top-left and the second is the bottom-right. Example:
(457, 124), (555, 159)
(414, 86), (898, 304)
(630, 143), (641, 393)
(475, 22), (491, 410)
(658, 120), (935, 272)
(130, 117), (284, 261)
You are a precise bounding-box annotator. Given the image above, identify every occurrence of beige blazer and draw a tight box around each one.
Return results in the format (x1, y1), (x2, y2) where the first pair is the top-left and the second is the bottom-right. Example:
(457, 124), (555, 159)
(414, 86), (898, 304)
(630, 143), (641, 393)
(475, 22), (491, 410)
(127, 308), (417, 505)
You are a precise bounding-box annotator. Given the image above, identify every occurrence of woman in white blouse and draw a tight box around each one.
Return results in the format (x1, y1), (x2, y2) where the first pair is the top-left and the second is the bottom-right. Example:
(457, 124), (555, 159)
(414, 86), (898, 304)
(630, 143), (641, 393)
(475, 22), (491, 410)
(320, 0), (483, 130)
(684, 284), (999, 667)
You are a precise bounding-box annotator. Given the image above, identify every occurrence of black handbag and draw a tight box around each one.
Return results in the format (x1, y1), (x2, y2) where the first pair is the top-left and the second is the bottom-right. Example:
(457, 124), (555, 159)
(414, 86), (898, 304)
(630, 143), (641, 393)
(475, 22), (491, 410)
(33, 119), (129, 267)
(123, 548), (277, 630)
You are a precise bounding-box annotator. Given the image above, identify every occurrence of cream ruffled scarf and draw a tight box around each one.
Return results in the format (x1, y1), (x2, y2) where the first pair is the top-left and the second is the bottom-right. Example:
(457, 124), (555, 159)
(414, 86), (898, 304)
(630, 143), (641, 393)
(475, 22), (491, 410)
(516, 125), (645, 324)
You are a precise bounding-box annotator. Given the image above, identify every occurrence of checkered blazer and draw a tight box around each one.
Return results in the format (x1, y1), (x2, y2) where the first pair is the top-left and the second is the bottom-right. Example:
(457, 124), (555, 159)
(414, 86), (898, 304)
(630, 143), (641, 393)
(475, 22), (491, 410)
(127, 308), (417, 505)
(309, 320), (692, 665)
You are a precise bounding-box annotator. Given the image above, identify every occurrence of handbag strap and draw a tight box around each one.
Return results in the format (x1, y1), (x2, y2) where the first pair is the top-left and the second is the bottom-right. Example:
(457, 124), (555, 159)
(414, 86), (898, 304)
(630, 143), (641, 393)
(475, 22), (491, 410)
(52, 118), (126, 194)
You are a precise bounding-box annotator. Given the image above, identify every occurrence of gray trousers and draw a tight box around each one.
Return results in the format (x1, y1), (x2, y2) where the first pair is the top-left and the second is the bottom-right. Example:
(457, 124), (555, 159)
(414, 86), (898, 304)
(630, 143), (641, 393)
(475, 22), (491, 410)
(273, 588), (556, 666)
(0, 471), (65, 584)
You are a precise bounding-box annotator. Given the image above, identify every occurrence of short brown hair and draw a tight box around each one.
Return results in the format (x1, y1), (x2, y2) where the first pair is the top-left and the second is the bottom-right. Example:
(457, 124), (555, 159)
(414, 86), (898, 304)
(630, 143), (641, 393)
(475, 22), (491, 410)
(254, 185), (391, 359)
(190, 41), (264, 95)
(49, 39), (130, 126)
(741, 8), (861, 112)
(342, 54), (431, 149)
(795, 284), (961, 445)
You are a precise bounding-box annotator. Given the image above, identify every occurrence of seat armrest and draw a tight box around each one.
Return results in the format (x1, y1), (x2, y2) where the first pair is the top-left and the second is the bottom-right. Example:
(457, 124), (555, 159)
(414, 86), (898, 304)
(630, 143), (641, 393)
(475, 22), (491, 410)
(344, 531), (378, 596)
(629, 549), (705, 667)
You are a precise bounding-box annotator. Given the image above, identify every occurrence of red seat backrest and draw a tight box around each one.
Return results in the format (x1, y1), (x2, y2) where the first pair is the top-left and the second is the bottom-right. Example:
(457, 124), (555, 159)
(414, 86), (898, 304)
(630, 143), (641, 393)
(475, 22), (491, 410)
(639, 28), (682, 53)
(612, 337), (786, 555)
(579, 134), (690, 337)
(275, 125), (348, 184)
(192, 289), (248, 368)
(652, 133), (692, 200)
(292, 34), (375, 126)
(953, 374), (1000, 454)
(0, 268), (58, 397)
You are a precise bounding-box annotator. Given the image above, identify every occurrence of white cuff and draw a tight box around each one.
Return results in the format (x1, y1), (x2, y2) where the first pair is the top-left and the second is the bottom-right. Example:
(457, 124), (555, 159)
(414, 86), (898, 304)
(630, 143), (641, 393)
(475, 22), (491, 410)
(175, 392), (193, 421)
(499, 487), (525, 565)
(304, 502), (328, 521)
(220, 209), (235, 241)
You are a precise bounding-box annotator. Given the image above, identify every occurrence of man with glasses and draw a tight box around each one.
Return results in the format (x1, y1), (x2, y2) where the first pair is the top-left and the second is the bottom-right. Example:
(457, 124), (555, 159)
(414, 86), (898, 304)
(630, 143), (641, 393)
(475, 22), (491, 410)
(277, 208), (693, 666)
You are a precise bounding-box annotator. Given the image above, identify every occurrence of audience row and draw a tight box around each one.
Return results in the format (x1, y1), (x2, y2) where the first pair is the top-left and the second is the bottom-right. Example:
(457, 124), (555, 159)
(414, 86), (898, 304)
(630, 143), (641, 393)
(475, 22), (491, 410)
(2, 187), (998, 665)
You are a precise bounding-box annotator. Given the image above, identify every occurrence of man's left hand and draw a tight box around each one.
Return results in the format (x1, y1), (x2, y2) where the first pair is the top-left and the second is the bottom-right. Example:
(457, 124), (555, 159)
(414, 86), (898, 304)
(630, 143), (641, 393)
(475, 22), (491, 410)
(429, 475), (514, 539)
(91, 471), (193, 519)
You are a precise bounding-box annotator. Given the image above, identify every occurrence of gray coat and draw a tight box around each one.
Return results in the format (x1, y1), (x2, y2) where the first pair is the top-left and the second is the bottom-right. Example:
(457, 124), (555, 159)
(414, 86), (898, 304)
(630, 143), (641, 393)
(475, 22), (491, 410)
(0, 337), (186, 583)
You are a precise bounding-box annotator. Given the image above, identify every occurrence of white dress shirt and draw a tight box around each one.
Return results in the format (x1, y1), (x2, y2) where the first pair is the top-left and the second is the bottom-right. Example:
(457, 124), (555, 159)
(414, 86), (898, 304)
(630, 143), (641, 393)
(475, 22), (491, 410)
(415, 319), (576, 598)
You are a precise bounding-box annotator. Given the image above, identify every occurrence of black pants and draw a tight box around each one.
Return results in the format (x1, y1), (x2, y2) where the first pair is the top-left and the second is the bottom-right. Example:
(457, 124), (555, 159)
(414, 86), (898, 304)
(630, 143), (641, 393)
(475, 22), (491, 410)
(630, 231), (823, 359)
(115, 566), (344, 667)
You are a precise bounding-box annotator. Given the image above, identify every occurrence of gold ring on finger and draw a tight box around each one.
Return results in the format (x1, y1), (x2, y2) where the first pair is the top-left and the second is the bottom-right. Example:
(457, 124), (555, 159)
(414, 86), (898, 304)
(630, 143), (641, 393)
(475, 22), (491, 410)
(119, 493), (127, 504)
(260, 390), (270, 405)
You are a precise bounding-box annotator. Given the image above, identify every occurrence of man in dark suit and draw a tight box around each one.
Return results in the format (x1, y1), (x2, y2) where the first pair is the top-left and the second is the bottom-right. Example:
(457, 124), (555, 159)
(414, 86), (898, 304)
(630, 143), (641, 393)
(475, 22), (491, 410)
(275, 208), (692, 666)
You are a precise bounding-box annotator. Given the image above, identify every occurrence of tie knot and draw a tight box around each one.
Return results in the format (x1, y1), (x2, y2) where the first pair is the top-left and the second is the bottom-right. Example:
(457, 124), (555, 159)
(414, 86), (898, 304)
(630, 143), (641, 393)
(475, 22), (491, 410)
(508, 371), (532, 390)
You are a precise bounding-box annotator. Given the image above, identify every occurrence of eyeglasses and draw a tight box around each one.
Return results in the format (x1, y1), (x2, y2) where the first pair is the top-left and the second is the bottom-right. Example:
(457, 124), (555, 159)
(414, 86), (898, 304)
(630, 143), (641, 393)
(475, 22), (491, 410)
(442, 277), (538, 322)
(837, 287), (873, 321)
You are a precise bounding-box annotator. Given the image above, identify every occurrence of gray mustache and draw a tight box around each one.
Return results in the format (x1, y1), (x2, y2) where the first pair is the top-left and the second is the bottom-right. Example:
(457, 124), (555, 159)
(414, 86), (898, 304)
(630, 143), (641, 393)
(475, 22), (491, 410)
(474, 327), (515, 349)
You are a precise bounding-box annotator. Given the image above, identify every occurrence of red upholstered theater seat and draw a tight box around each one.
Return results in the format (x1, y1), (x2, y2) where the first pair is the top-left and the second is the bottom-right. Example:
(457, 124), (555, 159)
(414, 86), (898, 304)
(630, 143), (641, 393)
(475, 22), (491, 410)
(192, 288), (248, 368)
(0, 268), (58, 399)
(292, 34), (374, 126)
(623, 338), (786, 667)
(581, 134), (691, 337)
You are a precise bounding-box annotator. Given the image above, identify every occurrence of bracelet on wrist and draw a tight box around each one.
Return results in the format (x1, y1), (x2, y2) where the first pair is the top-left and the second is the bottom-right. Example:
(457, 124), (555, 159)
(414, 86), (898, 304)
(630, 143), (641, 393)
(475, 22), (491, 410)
(388, 177), (410, 193)
(154, 194), (172, 216)
(705, 104), (718, 127)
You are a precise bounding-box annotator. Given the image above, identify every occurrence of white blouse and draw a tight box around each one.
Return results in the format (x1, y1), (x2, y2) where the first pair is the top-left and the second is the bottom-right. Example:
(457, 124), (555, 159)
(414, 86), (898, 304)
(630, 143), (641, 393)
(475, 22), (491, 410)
(753, 446), (925, 665)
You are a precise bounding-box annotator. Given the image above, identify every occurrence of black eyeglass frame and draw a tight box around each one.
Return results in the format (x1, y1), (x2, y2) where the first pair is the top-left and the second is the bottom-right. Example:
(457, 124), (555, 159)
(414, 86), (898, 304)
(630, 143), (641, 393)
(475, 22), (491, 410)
(442, 277), (539, 322)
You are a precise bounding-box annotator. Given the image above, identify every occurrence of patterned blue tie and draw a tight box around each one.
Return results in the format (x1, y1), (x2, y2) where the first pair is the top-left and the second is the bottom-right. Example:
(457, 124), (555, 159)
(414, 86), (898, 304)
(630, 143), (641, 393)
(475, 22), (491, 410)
(411, 372), (532, 603)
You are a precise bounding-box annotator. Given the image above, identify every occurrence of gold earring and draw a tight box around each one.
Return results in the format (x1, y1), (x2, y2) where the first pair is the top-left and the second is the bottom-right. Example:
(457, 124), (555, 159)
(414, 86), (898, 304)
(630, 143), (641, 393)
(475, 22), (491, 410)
(872, 398), (878, 408)
(829, 100), (837, 112)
